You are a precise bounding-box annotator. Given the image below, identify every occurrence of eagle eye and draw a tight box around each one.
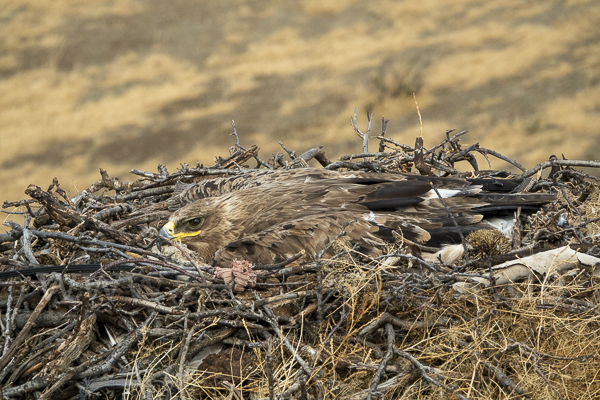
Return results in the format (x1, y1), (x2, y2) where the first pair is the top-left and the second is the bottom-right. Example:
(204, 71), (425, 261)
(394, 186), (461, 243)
(186, 218), (203, 229)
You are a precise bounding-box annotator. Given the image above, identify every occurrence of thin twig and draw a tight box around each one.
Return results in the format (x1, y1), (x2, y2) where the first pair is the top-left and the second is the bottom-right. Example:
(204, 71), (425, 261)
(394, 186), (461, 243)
(366, 323), (395, 400)
(351, 108), (374, 153)
(378, 117), (389, 153)
(479, 147), (526, 172)
(516, 159), (600, 180)
(394, 345), (467, 400)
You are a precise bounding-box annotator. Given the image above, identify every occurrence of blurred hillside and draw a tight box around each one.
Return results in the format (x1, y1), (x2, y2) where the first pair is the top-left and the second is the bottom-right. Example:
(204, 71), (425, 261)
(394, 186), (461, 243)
(2, 0), (600, 231)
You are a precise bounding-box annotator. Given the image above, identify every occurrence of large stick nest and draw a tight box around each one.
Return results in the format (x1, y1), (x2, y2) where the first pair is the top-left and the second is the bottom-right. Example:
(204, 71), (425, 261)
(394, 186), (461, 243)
(2, 119), (600, 399)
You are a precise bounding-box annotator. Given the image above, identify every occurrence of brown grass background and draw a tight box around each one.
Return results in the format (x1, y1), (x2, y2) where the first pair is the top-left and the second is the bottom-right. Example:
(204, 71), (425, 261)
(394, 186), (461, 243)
(2, 0), (600, 232)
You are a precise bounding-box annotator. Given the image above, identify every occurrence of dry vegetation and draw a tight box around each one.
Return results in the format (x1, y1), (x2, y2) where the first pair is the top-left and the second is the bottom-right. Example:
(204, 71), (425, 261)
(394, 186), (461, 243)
(1, 126), (600, 399)
(2, 0), (600, 230)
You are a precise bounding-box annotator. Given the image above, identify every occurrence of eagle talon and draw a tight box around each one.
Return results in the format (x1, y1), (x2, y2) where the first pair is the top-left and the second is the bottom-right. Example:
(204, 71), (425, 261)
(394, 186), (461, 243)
(155, 236), (164, 252)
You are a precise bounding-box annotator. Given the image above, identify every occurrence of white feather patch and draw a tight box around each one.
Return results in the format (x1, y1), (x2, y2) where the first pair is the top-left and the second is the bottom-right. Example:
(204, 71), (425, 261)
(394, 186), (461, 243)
(424, 186), (481, 199)
(484, 216), (516, 239)
(364, 211), (377, 223)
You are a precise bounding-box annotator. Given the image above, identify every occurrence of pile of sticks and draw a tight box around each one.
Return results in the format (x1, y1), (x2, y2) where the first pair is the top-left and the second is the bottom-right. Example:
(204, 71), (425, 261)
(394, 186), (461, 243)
(2, 118), (600, 399)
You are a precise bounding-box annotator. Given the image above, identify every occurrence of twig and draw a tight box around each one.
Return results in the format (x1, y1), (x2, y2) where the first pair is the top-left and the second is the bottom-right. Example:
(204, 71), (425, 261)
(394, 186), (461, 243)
(358, 312), (450, 337)
(112, 186), (175, 201)
(14, 228), (163, 259)
(324, 161), (384, 172)
(87, 168), (149, 193)
(427, 130), (469, 153)
(1, 277), (15, 358)
(105, 296), (183, 315)
(553, 168), (600, 183)
(214, 121), (267, 169)
(446, 143), (480, 170)
(4, 220), (38, 264)
(177, 317), (197, 396)
(257, 294), (313, 378)
(394, 346), (467, 399)
(231, 120), (245, 150)
(278, 141), (296, 159)
(376, 136), (415, 152)
(414, 136), (431, 175)
(299, 373), (308, 400)
(366, 323), (395, 400)
(156, 236), (206, 281)
(340, 151), (400, 161)
(378, 117), (389, 153)
(516, 159), (600, 180)
(295, 146), (331, 167)
(479, 147), (526, 172)
(255, 250), (305, 271)
(351, 108), (374, 153)
(458, 339), (526, 397)
(89, 258), (204, 283)
(413, 93), (423, 137)
(266, 338), (275, 400)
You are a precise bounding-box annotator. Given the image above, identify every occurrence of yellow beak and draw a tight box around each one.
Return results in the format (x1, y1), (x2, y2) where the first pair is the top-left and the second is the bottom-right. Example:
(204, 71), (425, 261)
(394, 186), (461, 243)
(158, 221), (202, 241)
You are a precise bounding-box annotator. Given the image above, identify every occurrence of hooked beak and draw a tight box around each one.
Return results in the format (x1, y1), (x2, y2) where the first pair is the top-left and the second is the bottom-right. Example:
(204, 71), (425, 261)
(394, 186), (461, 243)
(159, 221), (176, 240)
(156, 221), (176, 251)
(156, 220), (202, 251)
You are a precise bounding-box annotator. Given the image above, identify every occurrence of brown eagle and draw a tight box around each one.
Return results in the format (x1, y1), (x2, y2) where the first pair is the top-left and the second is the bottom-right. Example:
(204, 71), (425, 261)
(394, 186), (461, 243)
(158, 168), (554, 266)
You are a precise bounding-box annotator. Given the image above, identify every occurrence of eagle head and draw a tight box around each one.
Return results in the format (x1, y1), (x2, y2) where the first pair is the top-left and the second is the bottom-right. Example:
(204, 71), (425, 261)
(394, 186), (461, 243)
(158, 198), (234, 262)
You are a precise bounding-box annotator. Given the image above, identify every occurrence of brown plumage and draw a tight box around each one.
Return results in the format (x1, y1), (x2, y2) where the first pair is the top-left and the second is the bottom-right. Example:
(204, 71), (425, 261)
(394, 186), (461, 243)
(158, 168), (554, 266)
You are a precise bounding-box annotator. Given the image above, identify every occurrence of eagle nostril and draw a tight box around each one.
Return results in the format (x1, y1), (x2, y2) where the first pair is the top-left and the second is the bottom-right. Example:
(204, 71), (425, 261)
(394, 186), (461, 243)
(159, 221), (176, 239)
